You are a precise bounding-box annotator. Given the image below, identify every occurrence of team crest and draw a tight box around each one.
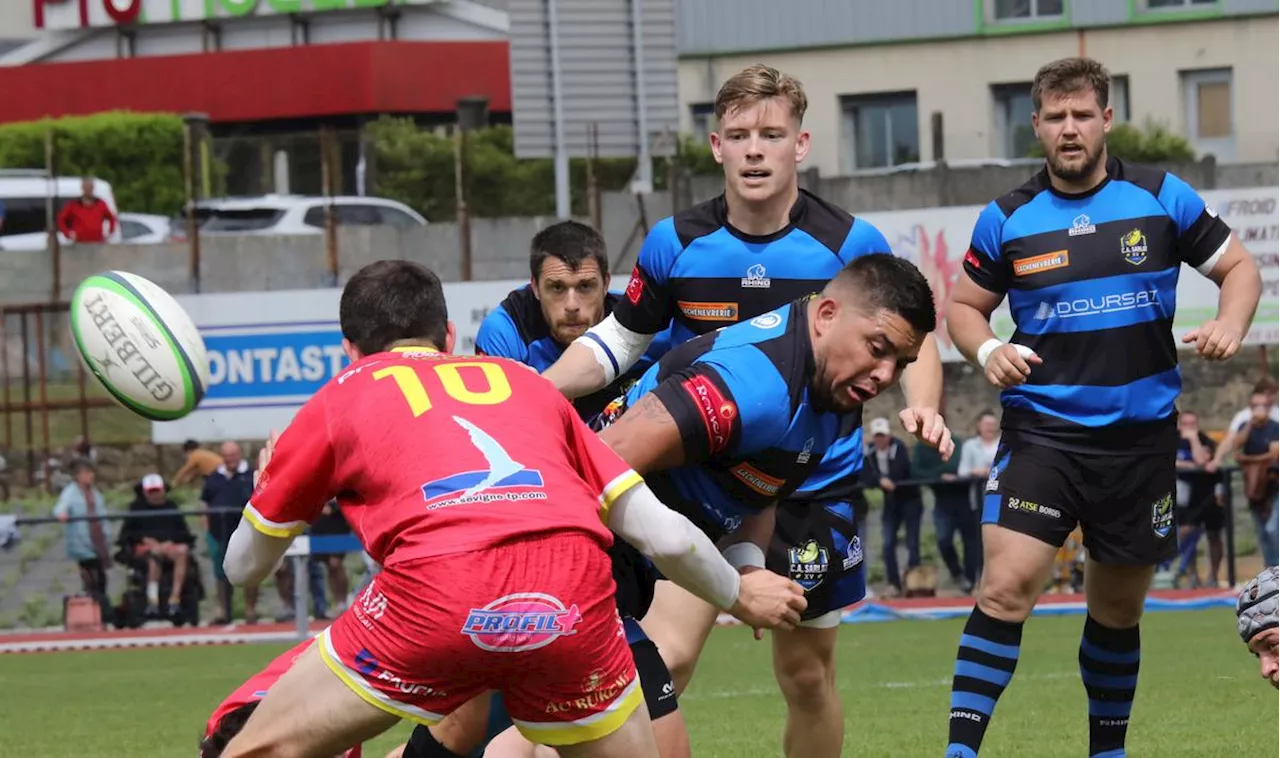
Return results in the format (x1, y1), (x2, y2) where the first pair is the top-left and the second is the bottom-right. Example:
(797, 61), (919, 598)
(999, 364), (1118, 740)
(1151, 493), (1174, 538)
(787, 539), (829, 592)
(842, 534), (863, 571)
(1120, 228), (1149, 266)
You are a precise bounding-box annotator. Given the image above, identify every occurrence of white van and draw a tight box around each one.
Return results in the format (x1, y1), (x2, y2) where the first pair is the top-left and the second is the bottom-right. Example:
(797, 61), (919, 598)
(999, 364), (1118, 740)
(0, 170), (122, 250)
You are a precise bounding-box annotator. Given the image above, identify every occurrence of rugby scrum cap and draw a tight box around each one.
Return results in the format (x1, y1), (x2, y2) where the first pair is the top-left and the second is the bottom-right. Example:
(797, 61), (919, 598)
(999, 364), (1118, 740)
(1236, 565), (1279, 644)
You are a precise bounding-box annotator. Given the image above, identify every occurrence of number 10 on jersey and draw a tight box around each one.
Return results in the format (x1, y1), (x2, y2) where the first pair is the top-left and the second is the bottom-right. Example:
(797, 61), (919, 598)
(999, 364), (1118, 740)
(374, 362), (513, 417)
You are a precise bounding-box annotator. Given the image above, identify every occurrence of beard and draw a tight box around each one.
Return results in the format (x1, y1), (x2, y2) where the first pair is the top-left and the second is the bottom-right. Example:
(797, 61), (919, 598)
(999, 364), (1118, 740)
(808, 354), (862, 415)
(1048, 142), (1105, 183)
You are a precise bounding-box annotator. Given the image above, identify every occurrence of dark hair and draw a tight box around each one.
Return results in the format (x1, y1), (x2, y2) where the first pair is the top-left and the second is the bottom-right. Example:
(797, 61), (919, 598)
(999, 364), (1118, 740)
(977, 409), (997, 422)
(340, 260), (448, 356)
(529, 221), (609, 281)
(1031, 56), (1111, 112)
(1253, 377), (1279, 395)
(183, 439), (200, 452)
(199, 702), (259, 758)
(828, 254), (937, 336)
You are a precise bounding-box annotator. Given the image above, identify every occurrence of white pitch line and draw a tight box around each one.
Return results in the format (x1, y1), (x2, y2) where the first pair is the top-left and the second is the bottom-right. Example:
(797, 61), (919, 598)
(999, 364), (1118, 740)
(682, 671), (1078, 701)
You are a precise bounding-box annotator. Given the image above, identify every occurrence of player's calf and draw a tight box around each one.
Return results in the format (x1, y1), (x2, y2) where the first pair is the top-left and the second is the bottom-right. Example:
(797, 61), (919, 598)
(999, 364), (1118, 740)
(639, 581), (720, 694)
(771, 624), (842, 758)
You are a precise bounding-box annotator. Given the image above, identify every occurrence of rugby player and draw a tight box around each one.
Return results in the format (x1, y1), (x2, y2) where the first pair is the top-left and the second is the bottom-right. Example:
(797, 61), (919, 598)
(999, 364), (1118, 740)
(943, 56), (1262, 757)
(1236, 566), (1279, 689)
(409, 221), (686, 758)
(217, 260), (807, 758)
(541, 64), (951, 757)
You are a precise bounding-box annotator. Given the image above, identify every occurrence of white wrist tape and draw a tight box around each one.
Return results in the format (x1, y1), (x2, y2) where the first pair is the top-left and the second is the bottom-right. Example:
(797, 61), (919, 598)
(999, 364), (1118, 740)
(976, 338), (1035, 368)
(723, 542), (766, 571)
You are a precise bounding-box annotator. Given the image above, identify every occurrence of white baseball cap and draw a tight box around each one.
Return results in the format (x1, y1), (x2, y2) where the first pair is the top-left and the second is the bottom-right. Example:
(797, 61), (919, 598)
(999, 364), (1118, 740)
(141, 473), (165, 492)
(868, 417), (892, 436)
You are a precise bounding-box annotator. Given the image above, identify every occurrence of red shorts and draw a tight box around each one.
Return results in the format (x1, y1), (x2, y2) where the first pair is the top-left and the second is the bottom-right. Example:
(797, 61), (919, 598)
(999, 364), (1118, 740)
(321, 534), (641, 746)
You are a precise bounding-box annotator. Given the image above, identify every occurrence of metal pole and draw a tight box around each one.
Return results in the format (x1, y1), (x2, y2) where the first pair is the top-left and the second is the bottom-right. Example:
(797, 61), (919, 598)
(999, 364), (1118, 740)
(629, 0), (652, 194)
(45, 129), (61, 303)
(321, 127), (339, 287)
(293, 554), (308, 640)
(547, 0), (570, 218)
(183, 119), (201, 294)
(455, 126), (472, 280)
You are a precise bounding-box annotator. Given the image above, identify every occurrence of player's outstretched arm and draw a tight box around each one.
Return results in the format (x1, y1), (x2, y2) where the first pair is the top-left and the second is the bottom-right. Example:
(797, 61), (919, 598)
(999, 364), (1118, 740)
(898, 333), (954, 460)
(543, 314), (657, 399)
(223, 518), (291, 586)
(598, 392), (688, 474)
(607, 481), (806, 631)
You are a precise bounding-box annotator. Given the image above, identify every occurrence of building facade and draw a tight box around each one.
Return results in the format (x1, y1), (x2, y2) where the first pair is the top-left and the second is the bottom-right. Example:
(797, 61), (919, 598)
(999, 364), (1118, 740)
(677, 0), (1278, 176)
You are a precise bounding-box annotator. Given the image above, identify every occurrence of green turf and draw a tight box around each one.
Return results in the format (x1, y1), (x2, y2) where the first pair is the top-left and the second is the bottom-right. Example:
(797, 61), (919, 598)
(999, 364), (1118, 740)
(0, 609), (1272, 757)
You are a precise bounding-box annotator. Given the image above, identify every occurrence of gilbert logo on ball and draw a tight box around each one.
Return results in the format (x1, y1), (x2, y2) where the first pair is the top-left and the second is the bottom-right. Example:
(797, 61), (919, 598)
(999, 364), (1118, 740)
(70, 271), (210, 421)
(460, 592), (583, 652)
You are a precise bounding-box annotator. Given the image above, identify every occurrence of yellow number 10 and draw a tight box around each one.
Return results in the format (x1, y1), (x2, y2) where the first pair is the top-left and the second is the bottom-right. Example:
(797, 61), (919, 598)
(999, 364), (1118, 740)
(373, 362), (513, 417)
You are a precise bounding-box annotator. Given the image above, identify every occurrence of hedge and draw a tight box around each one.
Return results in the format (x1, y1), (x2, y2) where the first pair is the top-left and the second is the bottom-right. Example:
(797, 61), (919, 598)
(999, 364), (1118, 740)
(0, 112), (187, 216)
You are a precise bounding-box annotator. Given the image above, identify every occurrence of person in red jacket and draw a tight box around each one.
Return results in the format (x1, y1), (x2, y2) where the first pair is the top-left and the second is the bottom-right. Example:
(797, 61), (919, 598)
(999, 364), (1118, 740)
(56, 177), (117, 243)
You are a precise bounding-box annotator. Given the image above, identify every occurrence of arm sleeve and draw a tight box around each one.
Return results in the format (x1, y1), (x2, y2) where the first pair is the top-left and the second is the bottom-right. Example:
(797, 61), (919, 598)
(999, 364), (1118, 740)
(606, 481), (741, 610)
(839, 217), (893, 261)
(559, 398), (645, 521)
(56, 203), (74, 236)
(1156, 172), (1233, 274)
(53, 488), (73, 518)
(102, 203), (118, 235)
(474, 306), (528, 361)
(611, 218), (681, 335)
(242, 398), (338, 538)
(961, 201), (1012, 294)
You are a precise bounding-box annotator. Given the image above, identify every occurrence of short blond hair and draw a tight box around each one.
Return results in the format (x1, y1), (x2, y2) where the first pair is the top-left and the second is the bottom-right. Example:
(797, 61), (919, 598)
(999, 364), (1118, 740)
(1031, 57), (1111, 112)
(714, 64), (808, 124)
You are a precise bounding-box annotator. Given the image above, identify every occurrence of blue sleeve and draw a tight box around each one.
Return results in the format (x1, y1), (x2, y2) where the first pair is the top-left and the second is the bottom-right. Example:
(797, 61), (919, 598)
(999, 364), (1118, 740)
(1156, 172), (1233, 269)
(613, 217), (681, 334)
(838, 217), (892, 262)
(962, 201), (1011, 294)
(647, 346), (789, 465)
(474, 305), (528, 362)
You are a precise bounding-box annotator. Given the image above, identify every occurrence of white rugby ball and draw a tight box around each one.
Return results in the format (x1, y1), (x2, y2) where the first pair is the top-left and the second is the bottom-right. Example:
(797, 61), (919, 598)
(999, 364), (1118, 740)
(70, 271), (209, 421)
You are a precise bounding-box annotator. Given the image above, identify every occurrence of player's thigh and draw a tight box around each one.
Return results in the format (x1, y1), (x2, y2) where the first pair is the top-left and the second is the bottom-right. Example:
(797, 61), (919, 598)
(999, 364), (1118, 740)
(628, 633), (689, 758)
(554, 705), (659, 758)
(1078, 451), (1178, 570)
(427, 691), (497, 756)
(481, 726), (542, 758)
(770, 623), (839, 701)
(768, 499), (865, 627)
(637, 580), (719, 691)
(222, 639), (400, 758)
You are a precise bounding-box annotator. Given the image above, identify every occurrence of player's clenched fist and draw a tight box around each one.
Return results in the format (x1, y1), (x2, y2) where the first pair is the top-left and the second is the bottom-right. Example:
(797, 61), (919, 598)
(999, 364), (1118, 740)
(729, 569), (808, 632)
(1182, 319), (1244, 362)
(978, 340), (1041, 390)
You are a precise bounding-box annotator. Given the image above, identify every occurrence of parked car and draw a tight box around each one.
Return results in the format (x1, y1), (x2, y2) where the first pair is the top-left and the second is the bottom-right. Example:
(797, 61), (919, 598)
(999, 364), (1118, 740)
(118, 212), (175, 244)
(0, 170), (122, 250)
(187, 195), (427, 236)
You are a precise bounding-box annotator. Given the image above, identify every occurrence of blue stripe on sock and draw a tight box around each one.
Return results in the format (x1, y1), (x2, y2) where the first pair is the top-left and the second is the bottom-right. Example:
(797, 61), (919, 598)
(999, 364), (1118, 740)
(1080, 638), (1141, 664)
(960, 633), (1020, 660)
(945, 744), (979, 758)
(1091, 750), (1126, 758)
(955, 660), (1014, 687)
(951, 691), (997, 715)
(1080, 670), (1139, 689)
(1088, 699), (1133, 718)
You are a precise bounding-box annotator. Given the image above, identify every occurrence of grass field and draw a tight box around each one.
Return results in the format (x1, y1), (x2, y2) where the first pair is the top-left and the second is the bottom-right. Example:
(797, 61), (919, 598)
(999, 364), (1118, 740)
(0, 608), (1273, 757)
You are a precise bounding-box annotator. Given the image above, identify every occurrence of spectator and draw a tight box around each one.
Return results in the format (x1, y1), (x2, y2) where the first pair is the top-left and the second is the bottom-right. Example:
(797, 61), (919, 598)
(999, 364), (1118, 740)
(1172, 410), (1224, 587)
(56, 176), (117, 244)
(914, 430), (979, 594)
(958, 410), (1001, 486)
(174, 439), (223, 486)
(864, 417), (923, 597)
(200, 441), (257, 625)
(1235, 392), (1279, 568)
(117, 474), (194, 618)
(309, 499), (352, 617)
(1209, 377), (1280, 473)
(53, 459), (112, 621)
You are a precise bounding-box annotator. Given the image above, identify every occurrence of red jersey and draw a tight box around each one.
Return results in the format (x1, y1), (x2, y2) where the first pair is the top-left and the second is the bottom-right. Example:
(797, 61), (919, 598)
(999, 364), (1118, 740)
(244, 347), (642, 568)
(205, 638), (362, 757)
(56, 197), (117, 243)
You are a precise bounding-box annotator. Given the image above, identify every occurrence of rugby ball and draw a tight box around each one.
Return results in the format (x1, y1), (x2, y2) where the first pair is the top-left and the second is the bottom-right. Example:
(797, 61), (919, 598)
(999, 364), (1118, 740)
(70, 271), (209, 421)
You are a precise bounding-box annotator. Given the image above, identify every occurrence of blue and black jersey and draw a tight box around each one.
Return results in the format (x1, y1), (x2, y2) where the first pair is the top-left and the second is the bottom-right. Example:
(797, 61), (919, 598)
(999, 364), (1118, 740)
(475, 285), (672, 421)
(620, 299), (853, 540)
(613, 190), (891, 500)
(964, 157), (1232, 454)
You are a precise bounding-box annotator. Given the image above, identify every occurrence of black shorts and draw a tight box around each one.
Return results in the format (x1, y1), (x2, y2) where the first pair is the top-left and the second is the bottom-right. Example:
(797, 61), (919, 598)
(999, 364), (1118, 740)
(982, 438), (1177, 566)
(1180, 501), (1226, 532)
(766, 498), (865, 625)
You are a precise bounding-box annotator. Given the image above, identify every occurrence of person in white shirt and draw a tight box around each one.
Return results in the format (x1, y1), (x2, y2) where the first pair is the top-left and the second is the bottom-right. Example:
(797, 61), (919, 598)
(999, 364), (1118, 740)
(958, 410), (1001, 483)
(1208, 377), (1279, 473)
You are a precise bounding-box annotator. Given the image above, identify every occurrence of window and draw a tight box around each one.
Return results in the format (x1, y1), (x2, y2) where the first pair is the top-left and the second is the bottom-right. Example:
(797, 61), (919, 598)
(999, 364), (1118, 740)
(202, 208), (285, 232)
(689, 103), (716, 143)
(1146, 0), (1216, 8)
(840, 92), (920, 171)
(1110, 75), (1131, 122)
(334, 205), (382, 226)
(992, 83), (1035, 158)
(992, 0), (1064, 21)
(119, 220), (150, 240)
(1181, 68), (1233, 160)
(376, 207), (422, 229)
